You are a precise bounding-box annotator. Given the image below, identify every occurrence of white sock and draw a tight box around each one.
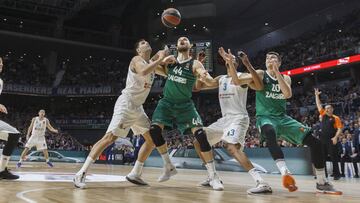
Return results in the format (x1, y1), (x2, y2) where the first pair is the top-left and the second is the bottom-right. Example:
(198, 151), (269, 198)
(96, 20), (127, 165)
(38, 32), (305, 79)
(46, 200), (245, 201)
(315, 168), (327, 185)
(0, 155), (10, 171)
(46, 159), (50, 163)
(129, 160), (144, 176)
(205, 161), (216, 179)
(76, 156), (94, 176)
(276, 159), (290, 175)
(160, 153), (172, 168)
(18, 159), (23, 163)
(248, 168), (264, 183)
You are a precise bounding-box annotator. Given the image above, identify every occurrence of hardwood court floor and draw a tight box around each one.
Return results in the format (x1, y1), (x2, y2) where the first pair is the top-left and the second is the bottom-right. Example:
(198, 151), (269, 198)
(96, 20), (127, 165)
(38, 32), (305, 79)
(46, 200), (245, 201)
(1, 162), (359, 203)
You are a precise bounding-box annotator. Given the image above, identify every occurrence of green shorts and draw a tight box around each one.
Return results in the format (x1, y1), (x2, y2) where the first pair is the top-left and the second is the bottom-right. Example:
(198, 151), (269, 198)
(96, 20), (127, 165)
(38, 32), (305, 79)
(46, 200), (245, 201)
(256, 115), (310, 145)
(152, 98), (203, 134)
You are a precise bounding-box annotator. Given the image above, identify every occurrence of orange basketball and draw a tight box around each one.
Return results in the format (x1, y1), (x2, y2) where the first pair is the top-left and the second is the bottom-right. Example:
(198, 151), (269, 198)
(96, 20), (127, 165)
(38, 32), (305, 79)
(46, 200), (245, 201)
(161, 8), (181, 28)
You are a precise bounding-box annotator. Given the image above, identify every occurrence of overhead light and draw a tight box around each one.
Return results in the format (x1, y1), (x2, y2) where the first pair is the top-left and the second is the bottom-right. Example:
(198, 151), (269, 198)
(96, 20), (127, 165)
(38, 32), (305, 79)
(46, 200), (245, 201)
(89, 56), (92, 58)
(156, 34), (160, 38)
(3, 18), (7, 21)
(162, 32), (165, 35)
(184, 28), (187, 31)
(174, 27), (177, 29)
(193, 24), (196, 27)
(330, 71), (334, 74)
(157, 13), (160, 16)
(20, 21), (23, 24)
(67, 59), (70, 62)
(338, 29), (342, 33)
(38, 55), (41, 58)
(203, 26), (206, 29)
(297, 81), (301, 84)
(311, 73), (314, 75)
(265, 22), (269, 26)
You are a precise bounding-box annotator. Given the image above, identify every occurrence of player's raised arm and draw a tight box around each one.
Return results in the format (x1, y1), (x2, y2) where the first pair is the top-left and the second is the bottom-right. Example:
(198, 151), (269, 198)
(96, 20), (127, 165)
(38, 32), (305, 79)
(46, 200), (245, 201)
(133, 49), (167, 76)
(26, 117), (35, 140)
(46, 119), (58, 134)
(238, 51), (264, 90)
(314, 88), (324, 113)
(218, 47), (242, 86)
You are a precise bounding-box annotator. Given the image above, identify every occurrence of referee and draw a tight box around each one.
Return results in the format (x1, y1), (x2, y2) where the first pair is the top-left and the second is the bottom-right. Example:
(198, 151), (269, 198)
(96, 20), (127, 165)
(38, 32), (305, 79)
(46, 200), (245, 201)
(315, 88), (343, 180)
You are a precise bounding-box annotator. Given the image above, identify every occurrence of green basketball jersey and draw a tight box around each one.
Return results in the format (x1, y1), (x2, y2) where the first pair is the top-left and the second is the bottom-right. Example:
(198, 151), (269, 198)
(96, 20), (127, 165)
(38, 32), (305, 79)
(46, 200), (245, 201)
(256, 71), (287, 116)
(163, 59), (196, 103)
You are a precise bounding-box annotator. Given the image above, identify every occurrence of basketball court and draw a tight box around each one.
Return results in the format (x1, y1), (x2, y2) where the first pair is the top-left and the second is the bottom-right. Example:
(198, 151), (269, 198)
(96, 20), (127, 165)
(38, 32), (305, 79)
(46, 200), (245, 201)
(1, 162), (359, 203)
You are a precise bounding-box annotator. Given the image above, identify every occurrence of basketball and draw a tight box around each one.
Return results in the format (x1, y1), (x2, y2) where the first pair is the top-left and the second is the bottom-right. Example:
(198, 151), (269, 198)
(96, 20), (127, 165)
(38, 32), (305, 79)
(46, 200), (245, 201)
(161, 8), (181, 28)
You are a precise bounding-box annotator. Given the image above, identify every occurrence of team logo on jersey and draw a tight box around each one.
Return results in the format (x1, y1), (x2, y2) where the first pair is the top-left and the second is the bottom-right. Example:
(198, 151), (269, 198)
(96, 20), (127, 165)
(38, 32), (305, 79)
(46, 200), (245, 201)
(265, 77), (270, 84)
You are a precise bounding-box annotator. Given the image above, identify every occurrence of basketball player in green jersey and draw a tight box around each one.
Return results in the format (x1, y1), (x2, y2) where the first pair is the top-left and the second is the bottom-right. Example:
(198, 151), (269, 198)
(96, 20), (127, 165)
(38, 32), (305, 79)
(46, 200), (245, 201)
(147, 37), (224, 191)
(255, 51), (341, 194)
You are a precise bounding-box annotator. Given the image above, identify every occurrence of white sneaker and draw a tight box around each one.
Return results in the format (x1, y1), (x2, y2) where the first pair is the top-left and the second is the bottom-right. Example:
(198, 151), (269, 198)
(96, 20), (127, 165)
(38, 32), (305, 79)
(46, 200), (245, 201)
(158, 166), (177, 182)
(73, 172), (87, 189)
(126, 173), (148, 186)
(209, 174), (224, 191)
(199, 177), (211, 187)
(247, 181), (272, 194)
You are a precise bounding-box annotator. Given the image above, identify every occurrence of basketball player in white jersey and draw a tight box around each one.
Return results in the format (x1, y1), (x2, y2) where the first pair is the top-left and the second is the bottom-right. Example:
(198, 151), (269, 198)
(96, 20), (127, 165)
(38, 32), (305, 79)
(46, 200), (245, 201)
(17, 109), (59, 168)
(0, 57), (21, 179)
(195, 48), (272, 194)
(73, 39), (175, 188)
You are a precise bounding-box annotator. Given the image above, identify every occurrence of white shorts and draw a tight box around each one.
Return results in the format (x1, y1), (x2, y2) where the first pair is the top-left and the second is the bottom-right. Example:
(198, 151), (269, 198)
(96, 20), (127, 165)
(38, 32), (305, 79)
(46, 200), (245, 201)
(25, 135), (47, 150)
(106, 94), (150, 137)
(0, 120), (20, 141)
(204, 114), (249, 149)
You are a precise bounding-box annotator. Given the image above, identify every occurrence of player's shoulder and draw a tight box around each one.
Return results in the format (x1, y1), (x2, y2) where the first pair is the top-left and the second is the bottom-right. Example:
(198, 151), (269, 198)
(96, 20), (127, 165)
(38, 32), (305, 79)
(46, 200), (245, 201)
(131, 55), (143, 62)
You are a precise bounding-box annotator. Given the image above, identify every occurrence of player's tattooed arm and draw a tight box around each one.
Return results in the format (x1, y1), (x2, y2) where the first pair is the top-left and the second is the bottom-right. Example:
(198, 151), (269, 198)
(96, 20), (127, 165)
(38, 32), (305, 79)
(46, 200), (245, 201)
(26, 118), (35, 140)
(46, 119), (59, 134)
(238, 51), (264, 90)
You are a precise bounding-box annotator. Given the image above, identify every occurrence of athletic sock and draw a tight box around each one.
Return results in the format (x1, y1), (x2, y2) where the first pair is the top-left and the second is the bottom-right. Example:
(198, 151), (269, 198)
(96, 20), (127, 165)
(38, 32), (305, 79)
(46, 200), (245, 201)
(160, 153), (172, 168)
(0, 155), (10, 171)
(76, 156), (94, 176)
(315, 168), (327, 185)
(205, 160), (216, 179)
(129, 160), (144, 176)
(248, 168), (264, 183)
(276, 159), (290, 175)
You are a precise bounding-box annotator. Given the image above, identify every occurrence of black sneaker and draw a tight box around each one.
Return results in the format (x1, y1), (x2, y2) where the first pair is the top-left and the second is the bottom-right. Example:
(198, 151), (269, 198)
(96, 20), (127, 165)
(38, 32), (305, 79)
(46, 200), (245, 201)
(0, 168), (19, 180)
(341, 174), (345, 178)
(333, 176), (340, 180)
(354, 174), (359, 178)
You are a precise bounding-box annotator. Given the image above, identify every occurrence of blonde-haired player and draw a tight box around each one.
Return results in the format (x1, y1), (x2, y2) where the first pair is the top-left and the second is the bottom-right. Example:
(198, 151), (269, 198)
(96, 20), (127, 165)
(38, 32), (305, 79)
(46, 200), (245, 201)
(17, 109), (58, 168)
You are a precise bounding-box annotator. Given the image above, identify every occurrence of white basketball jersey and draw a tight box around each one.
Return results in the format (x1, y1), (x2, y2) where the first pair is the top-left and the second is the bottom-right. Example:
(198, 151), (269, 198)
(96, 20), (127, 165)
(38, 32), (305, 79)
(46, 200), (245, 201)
(32, 117), (47, 136)
(121, 57), (155, 106)
(218, 73), (248, 117)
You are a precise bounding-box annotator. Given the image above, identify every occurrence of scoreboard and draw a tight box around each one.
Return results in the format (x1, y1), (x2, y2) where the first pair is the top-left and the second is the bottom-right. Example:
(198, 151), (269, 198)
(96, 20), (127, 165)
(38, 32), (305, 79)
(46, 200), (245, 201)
(166, 41), (213, 72)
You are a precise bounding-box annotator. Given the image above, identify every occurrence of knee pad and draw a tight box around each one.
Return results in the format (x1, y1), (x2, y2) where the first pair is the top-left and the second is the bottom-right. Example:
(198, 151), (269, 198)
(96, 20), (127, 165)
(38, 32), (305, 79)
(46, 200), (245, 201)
(261, 125), (277, 146)
(2, 133), (20, 156)
(149, 125), (165, 147)
(194, 129), (211, 152)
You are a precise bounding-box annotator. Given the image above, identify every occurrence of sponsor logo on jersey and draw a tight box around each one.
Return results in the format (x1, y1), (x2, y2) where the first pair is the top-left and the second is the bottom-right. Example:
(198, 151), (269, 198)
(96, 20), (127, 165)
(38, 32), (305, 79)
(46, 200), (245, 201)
(168, 74), (187, 84)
